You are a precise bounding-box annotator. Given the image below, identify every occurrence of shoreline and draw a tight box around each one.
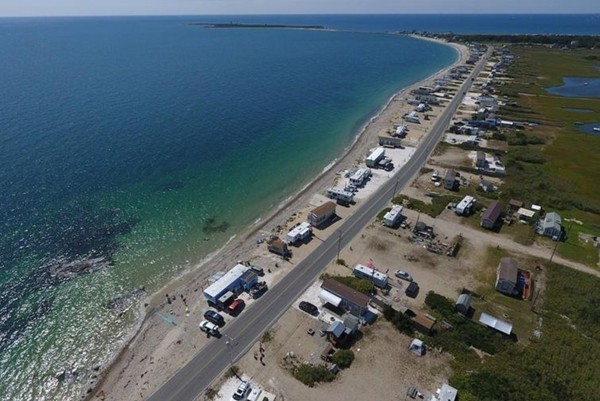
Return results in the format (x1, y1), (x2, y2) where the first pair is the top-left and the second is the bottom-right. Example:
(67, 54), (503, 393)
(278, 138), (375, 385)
(89, 36), (468, 401)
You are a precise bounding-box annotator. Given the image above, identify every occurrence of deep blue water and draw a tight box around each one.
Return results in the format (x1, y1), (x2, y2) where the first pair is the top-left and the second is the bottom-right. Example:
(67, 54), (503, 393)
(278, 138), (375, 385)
(0, 16), (457, 400)
(546, 77), (600, 98)
(0, 14), (598, 401)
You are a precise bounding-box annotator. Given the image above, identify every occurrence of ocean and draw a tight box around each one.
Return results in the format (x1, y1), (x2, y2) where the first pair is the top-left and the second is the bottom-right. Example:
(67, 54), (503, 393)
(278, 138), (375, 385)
(0, 14), (598, 401)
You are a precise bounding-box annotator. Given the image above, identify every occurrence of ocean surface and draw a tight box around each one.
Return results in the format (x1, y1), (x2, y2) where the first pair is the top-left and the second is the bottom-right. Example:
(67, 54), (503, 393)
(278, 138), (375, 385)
(0, 14), (597, 401)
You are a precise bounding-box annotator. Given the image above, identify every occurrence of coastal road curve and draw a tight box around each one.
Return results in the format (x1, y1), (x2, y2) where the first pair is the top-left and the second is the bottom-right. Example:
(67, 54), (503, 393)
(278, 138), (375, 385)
(147, 48), (491, 401)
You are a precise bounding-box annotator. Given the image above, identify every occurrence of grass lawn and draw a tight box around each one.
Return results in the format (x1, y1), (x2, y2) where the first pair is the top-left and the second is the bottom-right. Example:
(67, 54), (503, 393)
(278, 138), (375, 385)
(392, 194), (461, 218)
(491, 46), (600, 266)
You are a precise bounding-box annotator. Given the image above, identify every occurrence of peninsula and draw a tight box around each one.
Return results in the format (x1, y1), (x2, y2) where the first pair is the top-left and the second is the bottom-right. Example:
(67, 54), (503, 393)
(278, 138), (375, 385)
(192, 22), (326, 30)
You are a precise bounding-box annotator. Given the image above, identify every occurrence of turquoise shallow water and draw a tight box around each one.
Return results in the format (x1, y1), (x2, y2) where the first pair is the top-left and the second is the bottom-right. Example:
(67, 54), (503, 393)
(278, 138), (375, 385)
(0, 17), (456, 400)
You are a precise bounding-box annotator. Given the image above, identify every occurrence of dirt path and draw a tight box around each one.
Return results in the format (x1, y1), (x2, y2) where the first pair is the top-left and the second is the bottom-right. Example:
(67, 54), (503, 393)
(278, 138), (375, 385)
(403, 209), (600, 278)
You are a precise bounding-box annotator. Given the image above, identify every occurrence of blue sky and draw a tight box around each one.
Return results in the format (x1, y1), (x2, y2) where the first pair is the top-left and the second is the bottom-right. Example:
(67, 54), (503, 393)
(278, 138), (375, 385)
(1, 0), (599, 17)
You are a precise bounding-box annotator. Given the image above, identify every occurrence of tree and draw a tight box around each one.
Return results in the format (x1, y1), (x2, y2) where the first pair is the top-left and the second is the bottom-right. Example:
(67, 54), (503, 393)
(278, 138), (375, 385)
(332, 349), (355, 369)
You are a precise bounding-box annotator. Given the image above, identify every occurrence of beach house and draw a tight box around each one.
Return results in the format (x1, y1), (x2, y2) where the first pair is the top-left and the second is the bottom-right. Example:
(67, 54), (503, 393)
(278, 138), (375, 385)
(307, 201), (336, 228)
(481, 201), (502, 229)
(536, 212), (562, 240)
(495, 257), (518, 296)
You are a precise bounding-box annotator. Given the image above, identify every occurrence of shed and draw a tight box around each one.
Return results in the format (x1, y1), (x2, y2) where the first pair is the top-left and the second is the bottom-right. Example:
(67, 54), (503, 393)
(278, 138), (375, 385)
(508, 199), (524, 210)
(443, 169), (456, 190)
(267, 237), (290, 257)
(411, 313), (435, 335)
(481, 201), (502, 229)
(414, 221), (434, 240)
(479, 312), (513, 335)
(495, 257), (518, 296)
(517, 208), (536, 221)
(308, 201), (336, 228)
(455, 294), (472, 315)
(479, 180), (495, 193)
(433, 384), (458, 401)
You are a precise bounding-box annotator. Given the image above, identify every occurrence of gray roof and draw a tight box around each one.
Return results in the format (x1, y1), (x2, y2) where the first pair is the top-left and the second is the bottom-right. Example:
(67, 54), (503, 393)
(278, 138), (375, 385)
(482, 201), (502, 222)
(328, 321), (345, 338)
(456, 293), (472, 308)
(444, 169), (456, 181)
(498, 258), (518, 283)
(540, 212), (561, 231)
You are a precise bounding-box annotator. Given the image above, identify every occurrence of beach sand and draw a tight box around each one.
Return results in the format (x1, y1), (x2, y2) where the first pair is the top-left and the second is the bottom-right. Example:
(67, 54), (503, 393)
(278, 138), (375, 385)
(89, 37), (469, 401)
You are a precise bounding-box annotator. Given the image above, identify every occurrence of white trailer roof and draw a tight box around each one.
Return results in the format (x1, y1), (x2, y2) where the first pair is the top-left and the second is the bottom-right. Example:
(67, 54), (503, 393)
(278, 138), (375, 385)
(456, 196), (475, 212)
(517, 208), (536, 218)
(479, 312), (513, 335)
(319, 290), (342, 308)
(383, 205), (403, 224)
(203, 264), (248, 299)
(354, 264), (388, 283)
(366, 147), (385, 162)
(287, 222), (311, 239)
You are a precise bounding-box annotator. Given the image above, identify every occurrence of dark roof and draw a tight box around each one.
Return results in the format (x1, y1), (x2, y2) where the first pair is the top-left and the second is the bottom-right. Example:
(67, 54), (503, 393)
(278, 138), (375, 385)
(321, 279), (369, 308)
(482, 201), (502, 222)
(509, 199), (524, 208)
(444, 169), (456, 181)
(498, 257), (518, 283)
(412, 314), (435, 330)
(240, 269), (258, 284)
(310, 201), (336, 218)
(267, 237), (286, 249)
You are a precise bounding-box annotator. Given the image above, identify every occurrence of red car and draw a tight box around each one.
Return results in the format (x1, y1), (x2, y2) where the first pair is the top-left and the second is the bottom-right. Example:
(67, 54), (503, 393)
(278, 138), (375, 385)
(227, 299), (245, 315)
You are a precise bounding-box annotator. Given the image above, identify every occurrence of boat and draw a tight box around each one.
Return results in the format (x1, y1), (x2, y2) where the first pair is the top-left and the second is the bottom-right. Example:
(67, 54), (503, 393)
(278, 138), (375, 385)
(593, 127), (600, 132)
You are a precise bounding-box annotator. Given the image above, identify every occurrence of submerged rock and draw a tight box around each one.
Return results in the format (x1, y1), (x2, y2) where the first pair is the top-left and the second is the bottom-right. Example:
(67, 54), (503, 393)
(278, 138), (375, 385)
(45, 256), (111, 283)
(106, 287), (146, 312)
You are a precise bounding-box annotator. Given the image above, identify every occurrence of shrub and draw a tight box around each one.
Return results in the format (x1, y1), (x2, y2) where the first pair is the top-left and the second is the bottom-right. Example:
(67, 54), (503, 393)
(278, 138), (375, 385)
(293, 364), (336, 387)
(376, 207), (391, 221)
(332, 349), (355, 369)
(383, 305), (414, 335)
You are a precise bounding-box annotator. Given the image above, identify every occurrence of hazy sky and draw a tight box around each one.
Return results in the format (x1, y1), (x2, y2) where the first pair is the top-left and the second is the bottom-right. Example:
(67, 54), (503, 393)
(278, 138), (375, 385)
(1, 0), (599, 17)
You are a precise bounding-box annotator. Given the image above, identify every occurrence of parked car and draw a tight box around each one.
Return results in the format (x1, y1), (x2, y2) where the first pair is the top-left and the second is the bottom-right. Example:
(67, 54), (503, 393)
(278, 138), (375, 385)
(299, 301), (319, 316)
(232, 380), (251, 400)
(227, 299), (245, 316)
(198, 320), (219, 336)
(405, 282), (419, 298)
(203, 310), (225, 326)
(395, 270), (413, 282)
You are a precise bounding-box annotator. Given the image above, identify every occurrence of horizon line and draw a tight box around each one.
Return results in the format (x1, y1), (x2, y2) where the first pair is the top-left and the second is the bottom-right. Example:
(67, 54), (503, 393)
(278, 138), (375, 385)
(1, 12), (600, 19)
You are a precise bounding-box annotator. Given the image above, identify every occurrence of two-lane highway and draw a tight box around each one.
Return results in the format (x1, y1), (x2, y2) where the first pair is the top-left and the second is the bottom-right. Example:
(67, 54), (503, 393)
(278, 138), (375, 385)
(148, 48), (490, 401)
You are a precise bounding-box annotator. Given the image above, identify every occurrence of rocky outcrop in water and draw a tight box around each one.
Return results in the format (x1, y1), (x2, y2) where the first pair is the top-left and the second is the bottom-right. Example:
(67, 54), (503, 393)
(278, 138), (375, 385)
(46, 256), (112, 283)
(106, 287), (146, 312)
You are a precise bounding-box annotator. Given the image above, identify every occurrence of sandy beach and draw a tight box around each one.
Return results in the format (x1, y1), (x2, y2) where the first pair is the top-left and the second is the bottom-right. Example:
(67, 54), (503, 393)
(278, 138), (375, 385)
(89, 36), (469, 401)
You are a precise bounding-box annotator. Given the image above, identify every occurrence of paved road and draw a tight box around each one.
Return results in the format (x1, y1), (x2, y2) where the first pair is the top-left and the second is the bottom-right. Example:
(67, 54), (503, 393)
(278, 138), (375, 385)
(148, 50), (490, 401)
